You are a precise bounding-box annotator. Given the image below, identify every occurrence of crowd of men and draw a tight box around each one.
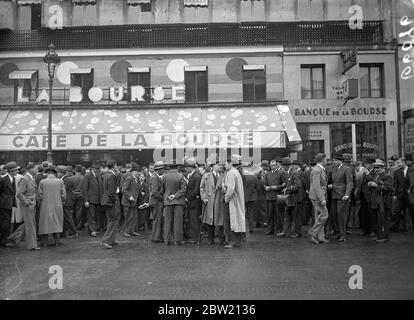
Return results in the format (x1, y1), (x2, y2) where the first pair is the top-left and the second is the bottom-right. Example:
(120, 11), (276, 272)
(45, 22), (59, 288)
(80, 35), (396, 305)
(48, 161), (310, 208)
(0, 152), (413, 251)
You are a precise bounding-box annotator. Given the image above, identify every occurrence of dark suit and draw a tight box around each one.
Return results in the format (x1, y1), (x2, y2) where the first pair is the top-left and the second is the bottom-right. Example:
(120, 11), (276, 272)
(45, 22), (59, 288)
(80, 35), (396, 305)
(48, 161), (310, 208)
(369, 171), (393, 240)
(187, 169), (202, 242)
(82, 171), (102, 234)
(283, 168), (305, 236)
(101, 170), (121, 246)
(243, 173), (259, 232)
(391, 167), (414, 231)
(329, 163), (354, 238)
(121, 174), (141, 234)
(264, 168), (287, 234)
(0, 174), (16, 245)
(149, 172), (164, 241)
(137, 180), (150, 231)
(162, 169), (187, 243)
(62, 175), (78, 236)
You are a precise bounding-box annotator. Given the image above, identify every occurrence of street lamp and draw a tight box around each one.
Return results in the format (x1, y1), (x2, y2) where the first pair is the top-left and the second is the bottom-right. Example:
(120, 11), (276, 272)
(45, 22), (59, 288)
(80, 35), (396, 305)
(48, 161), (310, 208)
(43, 43), (61, 163)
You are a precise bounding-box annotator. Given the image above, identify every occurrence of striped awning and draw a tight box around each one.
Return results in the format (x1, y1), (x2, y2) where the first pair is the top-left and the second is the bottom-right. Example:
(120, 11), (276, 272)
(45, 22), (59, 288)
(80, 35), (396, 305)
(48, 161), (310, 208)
(184, 0), (208, 7)
(71, 0), (97, 5)
(8, 70), (38, 80)
(127, 0), (151, 6)
(17, 0), (41, 6)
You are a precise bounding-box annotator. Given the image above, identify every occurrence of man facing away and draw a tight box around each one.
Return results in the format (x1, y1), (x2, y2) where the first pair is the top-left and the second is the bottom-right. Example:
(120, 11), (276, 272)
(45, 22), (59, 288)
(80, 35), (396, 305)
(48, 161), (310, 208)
(308, 153), (329, 244)
(162, 163), (187, 245)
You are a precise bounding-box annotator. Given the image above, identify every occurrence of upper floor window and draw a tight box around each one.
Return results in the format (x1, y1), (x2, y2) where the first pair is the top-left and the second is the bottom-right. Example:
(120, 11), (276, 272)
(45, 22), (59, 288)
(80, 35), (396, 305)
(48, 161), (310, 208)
(243, 65), (266, 101)
(301, 65), (325, 99)
(17, 0), (42, 30)
(9, 70), (39, 104)
(128, 67), (151, 102)
(359, 64), (384, 98)
(184, 66), (208, 102)
(70, 68), (94, 103)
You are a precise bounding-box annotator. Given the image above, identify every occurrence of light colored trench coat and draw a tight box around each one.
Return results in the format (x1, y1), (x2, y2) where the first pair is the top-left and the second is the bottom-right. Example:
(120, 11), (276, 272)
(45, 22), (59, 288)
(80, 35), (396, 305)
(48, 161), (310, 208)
(200, 171), (224, 226)
(223, 167), (246, 233)
(38, 175), (66, 235)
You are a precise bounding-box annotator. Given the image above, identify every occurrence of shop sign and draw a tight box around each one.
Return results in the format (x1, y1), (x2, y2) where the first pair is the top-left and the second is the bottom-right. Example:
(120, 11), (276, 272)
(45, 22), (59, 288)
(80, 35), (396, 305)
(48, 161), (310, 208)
(0, 131), (283, 151)
(290, 100), (392, 123)
(405, 117), (414, 155)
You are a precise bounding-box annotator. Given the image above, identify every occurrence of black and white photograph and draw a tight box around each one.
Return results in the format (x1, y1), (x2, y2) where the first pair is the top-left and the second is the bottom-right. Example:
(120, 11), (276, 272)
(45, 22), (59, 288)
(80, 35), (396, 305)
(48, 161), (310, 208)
(0, 0), (413, 306)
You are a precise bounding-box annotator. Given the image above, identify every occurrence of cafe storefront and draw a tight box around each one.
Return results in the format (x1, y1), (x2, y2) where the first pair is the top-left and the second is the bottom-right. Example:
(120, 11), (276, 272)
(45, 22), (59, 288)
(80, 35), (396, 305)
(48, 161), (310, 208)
(0, 102), (302, 166)
(291, 99), (398, 164)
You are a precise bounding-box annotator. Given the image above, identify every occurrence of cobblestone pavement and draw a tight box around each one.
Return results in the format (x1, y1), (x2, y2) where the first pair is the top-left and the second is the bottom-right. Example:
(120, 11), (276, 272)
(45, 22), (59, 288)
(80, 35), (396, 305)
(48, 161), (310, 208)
(1, 227), (413, 300)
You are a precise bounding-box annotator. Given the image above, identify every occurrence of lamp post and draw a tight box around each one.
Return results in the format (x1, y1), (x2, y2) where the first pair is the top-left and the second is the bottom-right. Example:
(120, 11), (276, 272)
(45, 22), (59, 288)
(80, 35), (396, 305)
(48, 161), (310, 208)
(43, 43), (60, 163)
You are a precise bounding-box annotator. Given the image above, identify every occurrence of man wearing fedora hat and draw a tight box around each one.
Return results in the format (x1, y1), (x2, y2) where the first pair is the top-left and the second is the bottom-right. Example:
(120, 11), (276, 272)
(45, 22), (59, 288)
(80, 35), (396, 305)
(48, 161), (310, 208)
(121, 163), (142, 237)
(149, 161), (165, 243)
(328, 153), (354, 242)
(82, 161), (102, 237)
(222, 155), (246, 248)
(0, 162), (19, 246)
(38, 165), (66, 247)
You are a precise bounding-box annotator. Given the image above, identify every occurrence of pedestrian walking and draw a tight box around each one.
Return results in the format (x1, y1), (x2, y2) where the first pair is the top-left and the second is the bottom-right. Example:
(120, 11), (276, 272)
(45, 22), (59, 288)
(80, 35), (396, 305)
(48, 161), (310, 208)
(308, 153), (329, 244)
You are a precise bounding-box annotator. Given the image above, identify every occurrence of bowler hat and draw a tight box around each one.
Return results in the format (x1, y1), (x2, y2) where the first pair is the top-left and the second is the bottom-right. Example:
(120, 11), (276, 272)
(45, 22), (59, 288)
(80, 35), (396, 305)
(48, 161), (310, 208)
(281, 157), (292, 166)
(154, 161), (165, 170)
(44, 165), (57, 174)
(5, 162), (19, 171)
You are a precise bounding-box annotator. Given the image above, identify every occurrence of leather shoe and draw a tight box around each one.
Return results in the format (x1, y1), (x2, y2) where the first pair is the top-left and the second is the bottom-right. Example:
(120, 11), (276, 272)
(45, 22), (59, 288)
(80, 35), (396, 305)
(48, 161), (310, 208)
(131, 232), (141, 236)
(338, 237), (346, 242)
(376, 238), (389, 243)
(309, 235), (320, 244)
(275, 232), (286, 238)
(91, 232), (97, 237)
(103, 243), (113, 249)
(30, 247), (41, 251)
(123, 233), (132, 237)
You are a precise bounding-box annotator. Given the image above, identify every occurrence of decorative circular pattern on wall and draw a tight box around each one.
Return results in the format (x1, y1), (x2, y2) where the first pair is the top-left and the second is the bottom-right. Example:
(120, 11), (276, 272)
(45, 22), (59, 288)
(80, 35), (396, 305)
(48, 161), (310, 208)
(166, 59), (189, 83)
(110, 60), (132, 84)
(56, 61), (78, 85)
(0, 63), (18, 86)
(225, 58), (248, 81)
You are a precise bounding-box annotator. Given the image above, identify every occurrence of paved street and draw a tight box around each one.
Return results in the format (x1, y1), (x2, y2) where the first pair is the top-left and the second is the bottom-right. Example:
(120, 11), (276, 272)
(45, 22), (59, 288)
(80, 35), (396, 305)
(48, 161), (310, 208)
(1, 227), (413, 300)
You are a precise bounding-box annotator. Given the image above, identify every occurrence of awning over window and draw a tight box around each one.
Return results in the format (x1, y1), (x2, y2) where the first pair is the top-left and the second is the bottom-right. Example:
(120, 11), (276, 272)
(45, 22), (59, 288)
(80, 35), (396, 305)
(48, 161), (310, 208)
(17, 0), (41, 6)
(70, 68), (92, 74)
(184, 0), (208, 7)
(71, 0), (97, 6)
(0, 105), (301, 151)
(8, 70), (38, 80)
(127, 0), (151, 5)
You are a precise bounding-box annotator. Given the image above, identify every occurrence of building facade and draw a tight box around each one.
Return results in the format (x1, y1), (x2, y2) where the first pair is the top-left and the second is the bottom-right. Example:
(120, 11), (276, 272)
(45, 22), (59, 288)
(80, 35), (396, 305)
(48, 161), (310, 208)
(0, 0), (402, 165)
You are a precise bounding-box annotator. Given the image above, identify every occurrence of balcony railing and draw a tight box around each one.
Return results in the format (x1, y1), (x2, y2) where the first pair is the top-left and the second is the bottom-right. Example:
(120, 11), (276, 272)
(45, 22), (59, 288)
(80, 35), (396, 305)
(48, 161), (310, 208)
(0, 20), (384, 51)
